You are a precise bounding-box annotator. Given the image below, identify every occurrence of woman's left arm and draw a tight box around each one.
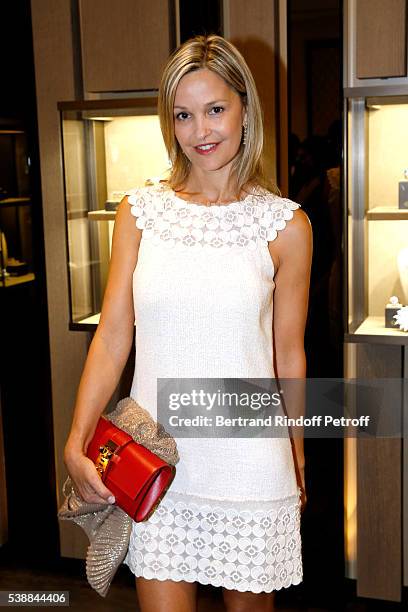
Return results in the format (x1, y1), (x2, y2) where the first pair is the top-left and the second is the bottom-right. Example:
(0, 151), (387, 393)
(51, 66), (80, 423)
(268, 208), (313, 503)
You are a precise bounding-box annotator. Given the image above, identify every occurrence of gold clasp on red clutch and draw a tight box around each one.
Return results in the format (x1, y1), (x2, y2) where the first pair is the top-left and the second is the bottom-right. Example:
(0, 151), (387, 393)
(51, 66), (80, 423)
(95, 439), (118, 478)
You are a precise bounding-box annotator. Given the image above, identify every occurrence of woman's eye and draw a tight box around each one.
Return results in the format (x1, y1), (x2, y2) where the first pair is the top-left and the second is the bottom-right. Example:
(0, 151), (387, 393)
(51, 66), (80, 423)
(175, 112), (189, 121)
(174, 107), (224, 121)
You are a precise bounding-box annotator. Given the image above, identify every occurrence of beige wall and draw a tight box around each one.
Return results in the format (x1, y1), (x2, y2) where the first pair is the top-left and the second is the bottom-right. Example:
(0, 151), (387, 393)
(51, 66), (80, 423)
(31, 0), (93, 558)
(104, 116), (169, 194)
(367, 105), (408, 311)
(226, 0), (280, 187)
(367, 105), (408, 209)
(368, 221), (408, 312)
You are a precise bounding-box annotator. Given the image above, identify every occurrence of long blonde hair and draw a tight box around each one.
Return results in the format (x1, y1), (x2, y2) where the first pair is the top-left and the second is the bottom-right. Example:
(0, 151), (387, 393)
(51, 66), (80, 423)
(157, 34), (280, 198)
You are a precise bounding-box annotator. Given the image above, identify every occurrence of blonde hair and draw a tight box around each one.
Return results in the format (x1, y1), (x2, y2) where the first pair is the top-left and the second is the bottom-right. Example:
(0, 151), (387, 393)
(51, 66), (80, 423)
(157, 34), (280, 198)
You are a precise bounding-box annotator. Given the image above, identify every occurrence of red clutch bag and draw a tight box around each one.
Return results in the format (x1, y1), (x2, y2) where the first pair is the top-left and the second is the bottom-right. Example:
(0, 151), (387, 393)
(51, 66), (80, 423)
(86, 416), (176, 522)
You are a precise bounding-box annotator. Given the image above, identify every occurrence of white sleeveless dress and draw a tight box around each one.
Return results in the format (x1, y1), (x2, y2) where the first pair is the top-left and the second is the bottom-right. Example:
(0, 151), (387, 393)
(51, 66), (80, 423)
(123, 181), (303, 593)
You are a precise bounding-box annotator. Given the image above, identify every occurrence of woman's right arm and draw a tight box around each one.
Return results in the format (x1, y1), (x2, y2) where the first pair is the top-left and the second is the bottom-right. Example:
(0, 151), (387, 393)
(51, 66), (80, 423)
(63, 195), (142, 505)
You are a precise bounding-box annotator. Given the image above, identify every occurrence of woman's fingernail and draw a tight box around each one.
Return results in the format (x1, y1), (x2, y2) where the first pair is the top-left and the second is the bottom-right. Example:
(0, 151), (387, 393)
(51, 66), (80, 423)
(108, 496), (115, 504)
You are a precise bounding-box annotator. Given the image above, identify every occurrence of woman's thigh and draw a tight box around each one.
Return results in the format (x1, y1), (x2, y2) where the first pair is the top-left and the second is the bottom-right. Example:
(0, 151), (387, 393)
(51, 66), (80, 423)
(135, 576), (198, 612)
(222, 587), (275, 612)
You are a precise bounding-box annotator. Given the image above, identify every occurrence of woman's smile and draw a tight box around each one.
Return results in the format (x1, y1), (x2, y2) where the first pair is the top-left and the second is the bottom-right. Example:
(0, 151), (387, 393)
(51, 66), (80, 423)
(194, 142), (221, 155)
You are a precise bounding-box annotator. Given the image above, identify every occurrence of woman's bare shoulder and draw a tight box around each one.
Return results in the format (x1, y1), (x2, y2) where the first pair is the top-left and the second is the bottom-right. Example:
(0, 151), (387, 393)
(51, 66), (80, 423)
(279, 206), (311, 242)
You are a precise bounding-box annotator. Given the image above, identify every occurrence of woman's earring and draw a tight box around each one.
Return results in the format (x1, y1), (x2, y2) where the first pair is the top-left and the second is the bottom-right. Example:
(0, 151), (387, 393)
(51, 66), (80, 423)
(242, 122), (248, 146)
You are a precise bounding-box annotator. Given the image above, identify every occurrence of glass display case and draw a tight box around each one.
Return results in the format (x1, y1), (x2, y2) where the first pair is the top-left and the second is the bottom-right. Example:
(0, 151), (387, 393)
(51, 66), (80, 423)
(58, 98), (170, 329)
(345, 94), (408, 344)
(0, 124), (34, 289)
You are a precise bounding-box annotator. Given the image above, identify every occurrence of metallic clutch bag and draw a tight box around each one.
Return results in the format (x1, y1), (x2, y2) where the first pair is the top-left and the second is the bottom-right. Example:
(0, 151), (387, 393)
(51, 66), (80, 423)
(58, 397), (179, 597)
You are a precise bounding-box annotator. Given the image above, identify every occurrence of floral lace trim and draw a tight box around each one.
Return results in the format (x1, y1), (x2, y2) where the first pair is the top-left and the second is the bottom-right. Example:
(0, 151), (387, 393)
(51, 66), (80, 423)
(123, 489), (303, 593)
(126, 184), (300, 251)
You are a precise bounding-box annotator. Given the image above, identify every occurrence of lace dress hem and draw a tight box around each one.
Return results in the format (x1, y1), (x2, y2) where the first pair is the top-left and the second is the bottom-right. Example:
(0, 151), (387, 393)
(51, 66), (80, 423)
(123, 487), (303, 593)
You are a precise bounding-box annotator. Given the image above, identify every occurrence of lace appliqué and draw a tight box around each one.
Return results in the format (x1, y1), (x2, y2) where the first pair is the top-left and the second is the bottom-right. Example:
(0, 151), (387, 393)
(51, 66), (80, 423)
(123, 489), (303, 593)
(126, 185), (300, 252)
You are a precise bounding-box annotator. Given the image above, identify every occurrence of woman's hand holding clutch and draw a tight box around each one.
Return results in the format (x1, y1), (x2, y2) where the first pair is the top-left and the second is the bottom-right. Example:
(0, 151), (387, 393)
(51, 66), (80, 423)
(63, 444), (116, 506)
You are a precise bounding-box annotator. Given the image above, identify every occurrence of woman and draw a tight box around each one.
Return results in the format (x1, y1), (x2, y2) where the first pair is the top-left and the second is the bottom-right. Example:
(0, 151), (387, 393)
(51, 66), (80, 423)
(64, 34), (312, 612)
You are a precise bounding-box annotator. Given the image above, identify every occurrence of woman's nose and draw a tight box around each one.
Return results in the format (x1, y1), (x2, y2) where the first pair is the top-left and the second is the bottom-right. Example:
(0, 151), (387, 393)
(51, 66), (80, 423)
(195, 117), (212, 142)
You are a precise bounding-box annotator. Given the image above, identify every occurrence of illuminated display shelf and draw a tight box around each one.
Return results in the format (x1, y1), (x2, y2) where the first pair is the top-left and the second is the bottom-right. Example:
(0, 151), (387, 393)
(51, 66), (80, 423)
(88, 211), (116, 221)
(0, 272), (35, 289)
(346, 95), (408, 346)
(77, 312), (137, 328)
(367, 207), (408, 220)
(58, 97), (169, 330)
(346, 316), (408, 345)
(0, 197), (31, 208)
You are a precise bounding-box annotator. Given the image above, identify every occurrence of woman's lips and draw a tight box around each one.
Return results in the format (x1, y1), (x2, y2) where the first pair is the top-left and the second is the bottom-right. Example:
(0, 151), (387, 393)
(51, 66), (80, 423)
(194, 142), (220, 155)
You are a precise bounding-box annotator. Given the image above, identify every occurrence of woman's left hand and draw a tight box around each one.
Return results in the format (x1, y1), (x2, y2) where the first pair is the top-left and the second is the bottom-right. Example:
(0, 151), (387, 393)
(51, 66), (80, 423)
(300, 485), (307, 513)
(299, 467), (307, 513)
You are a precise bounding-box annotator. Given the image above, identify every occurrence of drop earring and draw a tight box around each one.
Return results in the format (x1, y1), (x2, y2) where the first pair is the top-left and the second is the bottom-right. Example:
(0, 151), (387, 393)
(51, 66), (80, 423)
(242, 122), (248, 146)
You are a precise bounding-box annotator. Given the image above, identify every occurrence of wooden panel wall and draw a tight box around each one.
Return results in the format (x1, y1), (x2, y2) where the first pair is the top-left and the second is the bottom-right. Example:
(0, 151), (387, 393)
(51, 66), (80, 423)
(356, 0), (407, 79)
(225, 0), (279, 188)
(30, 0), (91, 559)
(79, 0), (172, 92)
(356, 343), (402, 601)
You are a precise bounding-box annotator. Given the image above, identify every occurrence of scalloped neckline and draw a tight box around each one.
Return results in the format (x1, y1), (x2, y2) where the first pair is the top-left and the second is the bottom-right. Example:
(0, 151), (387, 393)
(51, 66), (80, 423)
(163, 184), (254, 209)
